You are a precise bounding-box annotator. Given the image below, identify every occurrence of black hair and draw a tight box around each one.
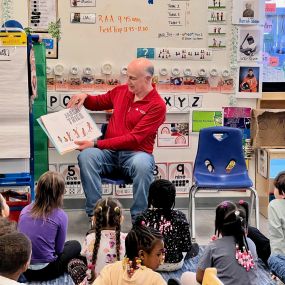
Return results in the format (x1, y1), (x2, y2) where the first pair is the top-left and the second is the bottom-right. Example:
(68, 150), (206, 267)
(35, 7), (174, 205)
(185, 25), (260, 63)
(148, 179), (176, 214)
(274, 171), (285, 195)
(215, 200), (249, 252)
(89, 197), (122, 281)
(125, 223), (163, 270)
(0, 232), (31, 275)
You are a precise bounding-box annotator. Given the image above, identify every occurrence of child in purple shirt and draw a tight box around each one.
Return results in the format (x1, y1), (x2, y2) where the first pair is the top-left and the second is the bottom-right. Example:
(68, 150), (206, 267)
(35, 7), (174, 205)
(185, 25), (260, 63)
(18, 171), (81, 281)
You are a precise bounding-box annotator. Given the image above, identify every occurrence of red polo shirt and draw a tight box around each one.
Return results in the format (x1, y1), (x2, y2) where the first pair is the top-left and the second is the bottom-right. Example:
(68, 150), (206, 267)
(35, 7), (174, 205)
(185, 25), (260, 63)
(84, 84), (166, 154)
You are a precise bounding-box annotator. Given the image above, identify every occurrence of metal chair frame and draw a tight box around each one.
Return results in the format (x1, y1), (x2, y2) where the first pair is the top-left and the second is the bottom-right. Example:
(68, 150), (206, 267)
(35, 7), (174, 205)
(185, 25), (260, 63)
(188, 126), (259, 242)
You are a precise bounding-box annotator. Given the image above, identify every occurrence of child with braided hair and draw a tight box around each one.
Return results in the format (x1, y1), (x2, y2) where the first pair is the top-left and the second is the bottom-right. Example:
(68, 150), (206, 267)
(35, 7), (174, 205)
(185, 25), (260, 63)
(180, 200), (258, 285)
(136, 179), (198, 271)
(69, 197), (127, 284)
(93, 222), (166, 285)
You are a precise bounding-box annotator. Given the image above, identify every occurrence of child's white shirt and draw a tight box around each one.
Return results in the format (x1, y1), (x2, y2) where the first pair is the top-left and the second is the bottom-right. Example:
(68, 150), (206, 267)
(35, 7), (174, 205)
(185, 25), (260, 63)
(81, 229), (127, 276)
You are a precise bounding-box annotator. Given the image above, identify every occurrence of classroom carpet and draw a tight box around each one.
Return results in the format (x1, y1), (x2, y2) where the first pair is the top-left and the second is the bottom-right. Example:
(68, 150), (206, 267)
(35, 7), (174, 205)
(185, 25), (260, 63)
(27, 247), (276, 285)
(160, 246), (276, 285)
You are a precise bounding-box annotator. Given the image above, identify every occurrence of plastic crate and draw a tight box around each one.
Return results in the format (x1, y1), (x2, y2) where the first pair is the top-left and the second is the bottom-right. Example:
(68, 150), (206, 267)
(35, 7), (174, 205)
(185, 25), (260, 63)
(1, 190), (31, 222)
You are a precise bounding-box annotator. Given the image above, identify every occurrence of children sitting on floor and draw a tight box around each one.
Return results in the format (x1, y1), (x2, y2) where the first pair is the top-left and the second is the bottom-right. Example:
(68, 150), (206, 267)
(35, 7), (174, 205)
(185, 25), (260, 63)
(17, 171), (81, 282)
(93, 222), (166, 285)
(68, 197), (127, 284)
(268, 171), (285, 283)
(180, 200), (258, 285)
(136, 179), (198, 271)
(0, 232), (32, 285)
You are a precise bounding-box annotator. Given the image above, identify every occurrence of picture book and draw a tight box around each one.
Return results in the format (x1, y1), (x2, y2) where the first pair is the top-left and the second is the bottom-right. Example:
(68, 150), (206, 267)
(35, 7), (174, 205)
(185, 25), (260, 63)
(37, 106), (101, 155)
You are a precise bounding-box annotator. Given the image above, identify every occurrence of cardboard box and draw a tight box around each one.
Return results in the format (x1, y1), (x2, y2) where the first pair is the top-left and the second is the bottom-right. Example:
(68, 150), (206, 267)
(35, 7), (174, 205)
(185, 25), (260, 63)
(251, 109), (285, 148)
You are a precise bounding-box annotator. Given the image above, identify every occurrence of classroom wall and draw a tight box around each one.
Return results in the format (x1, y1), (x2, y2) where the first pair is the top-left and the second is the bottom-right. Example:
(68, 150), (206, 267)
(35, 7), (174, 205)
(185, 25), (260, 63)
(9, 0), (258, 197)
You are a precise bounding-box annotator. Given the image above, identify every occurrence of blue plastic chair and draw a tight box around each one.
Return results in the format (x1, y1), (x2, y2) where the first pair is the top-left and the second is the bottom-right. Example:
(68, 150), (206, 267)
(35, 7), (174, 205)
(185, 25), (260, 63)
(189, 126), (259, 241)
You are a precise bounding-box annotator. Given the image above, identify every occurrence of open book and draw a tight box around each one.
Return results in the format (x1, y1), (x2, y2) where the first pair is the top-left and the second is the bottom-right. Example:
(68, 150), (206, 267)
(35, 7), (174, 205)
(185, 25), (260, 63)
(37, 107), (102, 155)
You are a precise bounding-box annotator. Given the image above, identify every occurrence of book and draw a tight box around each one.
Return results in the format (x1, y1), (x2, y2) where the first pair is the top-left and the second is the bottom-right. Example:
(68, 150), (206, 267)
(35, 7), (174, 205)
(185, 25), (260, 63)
(37, 106), (102, 155)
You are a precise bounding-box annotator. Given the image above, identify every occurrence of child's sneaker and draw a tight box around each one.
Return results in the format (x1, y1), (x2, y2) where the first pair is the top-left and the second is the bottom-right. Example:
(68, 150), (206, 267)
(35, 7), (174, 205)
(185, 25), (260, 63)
(185, 242), (199, 259)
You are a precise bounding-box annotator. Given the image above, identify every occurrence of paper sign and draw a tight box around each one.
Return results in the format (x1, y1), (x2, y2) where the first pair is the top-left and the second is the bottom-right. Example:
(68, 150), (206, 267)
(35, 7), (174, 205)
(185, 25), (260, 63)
(48, 93), (72, 112)
(71, 0), (96, 7)
(115, 184), (133, 196)
(168, 162), (193, 194)
(137, 48), (155, 59)
(71, 13), (96, 24)
(59, 164), (83, 196)
(157, 123), (189, 147)
(192, 110), (223, 132)
(265, 3), (276, 13)
(269, 56), (279, 67)
(153, 163), (168, 180)
(0, 47), (11, 61)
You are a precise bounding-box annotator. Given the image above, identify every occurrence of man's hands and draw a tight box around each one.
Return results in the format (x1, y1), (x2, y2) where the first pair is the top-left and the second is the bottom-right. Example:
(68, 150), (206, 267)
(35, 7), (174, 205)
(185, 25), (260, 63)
(67, 93), (88, 108)
(75, 140), (95, 151)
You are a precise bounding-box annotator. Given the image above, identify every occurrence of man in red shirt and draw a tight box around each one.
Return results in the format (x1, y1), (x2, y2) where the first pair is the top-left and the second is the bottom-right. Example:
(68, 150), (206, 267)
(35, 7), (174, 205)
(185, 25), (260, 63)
(67, 58), (166, 220)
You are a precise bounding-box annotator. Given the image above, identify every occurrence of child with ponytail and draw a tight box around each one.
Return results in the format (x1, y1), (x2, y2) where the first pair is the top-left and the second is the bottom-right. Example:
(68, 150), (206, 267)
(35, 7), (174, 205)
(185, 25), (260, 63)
(180, 200), (258, 285)
(69, 197), (127, 284)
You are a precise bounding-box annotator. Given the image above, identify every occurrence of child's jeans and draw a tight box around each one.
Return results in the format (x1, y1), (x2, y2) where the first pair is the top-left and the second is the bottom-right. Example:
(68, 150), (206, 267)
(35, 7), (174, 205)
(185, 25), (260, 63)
(268, 254), (285, 283)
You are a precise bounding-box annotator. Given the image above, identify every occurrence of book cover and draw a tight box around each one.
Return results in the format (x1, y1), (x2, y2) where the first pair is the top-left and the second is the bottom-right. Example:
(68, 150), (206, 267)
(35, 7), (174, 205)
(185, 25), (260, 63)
(37, 106), (102, 155)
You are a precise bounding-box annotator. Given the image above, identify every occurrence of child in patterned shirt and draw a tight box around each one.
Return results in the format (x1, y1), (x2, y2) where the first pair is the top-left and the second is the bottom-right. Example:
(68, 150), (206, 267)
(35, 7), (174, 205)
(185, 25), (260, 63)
(68, 197), (127, 284)
(136, 179), (198, 271)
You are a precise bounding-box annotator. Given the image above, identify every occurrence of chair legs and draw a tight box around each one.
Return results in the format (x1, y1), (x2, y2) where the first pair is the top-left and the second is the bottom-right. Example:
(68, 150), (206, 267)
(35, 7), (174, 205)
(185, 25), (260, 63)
(188, 186), (260, 242)
(249, 187), (260, 229)
(189, 184), (198, 242)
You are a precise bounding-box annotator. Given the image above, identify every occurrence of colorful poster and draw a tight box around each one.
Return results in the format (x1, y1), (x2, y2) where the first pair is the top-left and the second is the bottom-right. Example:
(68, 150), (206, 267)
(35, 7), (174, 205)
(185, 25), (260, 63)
(192, 110), (223, 132)
(237, 65), (262, 98)
(223, 107), (251, 139)
(157, 123), (189, 147)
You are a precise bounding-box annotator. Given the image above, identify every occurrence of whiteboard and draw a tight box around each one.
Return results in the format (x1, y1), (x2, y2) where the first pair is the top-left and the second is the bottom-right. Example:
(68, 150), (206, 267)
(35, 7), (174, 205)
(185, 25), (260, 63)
(51, 0), (230, 74)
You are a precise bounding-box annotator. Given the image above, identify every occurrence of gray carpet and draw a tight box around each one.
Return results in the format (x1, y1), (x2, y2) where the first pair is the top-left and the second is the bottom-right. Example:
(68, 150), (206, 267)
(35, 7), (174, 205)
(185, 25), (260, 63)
(160, 247), (276, 285)
(27, 247), (275, 285)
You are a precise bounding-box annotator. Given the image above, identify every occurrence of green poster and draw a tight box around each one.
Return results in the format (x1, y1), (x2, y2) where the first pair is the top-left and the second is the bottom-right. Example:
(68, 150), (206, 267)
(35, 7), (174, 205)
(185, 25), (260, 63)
(192, 110), (223, 132)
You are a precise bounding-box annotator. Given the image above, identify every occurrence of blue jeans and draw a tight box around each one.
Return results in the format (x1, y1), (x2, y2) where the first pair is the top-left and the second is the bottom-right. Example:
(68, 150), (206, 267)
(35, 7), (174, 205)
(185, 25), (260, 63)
(268, 254), (285, 283)
(78, 148), (155, 219)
